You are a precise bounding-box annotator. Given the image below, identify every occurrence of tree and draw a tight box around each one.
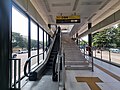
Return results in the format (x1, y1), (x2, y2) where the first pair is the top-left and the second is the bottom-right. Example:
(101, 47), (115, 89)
(115, 24), (120, 47)
(93, 24), (120, 48)
(93, 30), (108, 48)
(12, 32), (27, 49)
(31, 39), (37, 49)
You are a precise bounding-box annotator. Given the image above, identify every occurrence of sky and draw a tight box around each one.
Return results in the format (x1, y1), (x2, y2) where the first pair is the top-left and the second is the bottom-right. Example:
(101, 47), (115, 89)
(81, 35), (88, 42)
(12, 7), (43, 41)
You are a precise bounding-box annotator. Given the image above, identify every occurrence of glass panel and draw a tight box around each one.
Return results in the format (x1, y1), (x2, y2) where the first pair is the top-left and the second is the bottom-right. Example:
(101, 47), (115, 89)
(46, 34), (49, 50)
(102, 49), (109, 61)
(111, 51), (120, 64)
(39, 27), (43, 62)
(31, 21), (38, 68)
(12, 6), (28, 77)
(93, 24), (120, 65)
(44, 31), (46, 49)
(93, 47), (96, 57)
(44, 31), (47, 58)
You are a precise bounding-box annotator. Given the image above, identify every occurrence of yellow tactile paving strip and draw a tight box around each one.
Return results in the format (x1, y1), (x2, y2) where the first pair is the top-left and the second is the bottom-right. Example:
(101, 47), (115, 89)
(75, 63), (120, 90)
(76, 77), (103, 90)
(94, 64), (120, 81)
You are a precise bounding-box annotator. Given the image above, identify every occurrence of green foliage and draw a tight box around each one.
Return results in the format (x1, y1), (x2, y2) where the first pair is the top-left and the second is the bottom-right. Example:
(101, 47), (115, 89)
(93, 24), (120, 48)
(12, 32), (43, 49)
(12, 32), (27, 49)
(31, 39), (37, 48)
(80, 40), (87, 46)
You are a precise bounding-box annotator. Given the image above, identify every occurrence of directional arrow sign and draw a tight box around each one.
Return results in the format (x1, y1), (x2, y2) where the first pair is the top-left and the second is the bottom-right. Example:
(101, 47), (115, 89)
(76, 77), (103, 90)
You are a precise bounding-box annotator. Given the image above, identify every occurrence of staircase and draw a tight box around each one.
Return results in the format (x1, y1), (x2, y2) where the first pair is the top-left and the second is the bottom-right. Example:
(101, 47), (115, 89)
(62, 33), (92, 70)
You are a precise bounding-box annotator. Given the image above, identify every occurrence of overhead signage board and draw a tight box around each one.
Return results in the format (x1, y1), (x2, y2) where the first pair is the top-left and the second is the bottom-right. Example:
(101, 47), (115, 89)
(56, 15), (80, 23)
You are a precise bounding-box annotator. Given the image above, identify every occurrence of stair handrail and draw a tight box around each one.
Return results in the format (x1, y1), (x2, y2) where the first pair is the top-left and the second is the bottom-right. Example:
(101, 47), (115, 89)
(57, 49), (65, 89)
(80, 38), (94, 71)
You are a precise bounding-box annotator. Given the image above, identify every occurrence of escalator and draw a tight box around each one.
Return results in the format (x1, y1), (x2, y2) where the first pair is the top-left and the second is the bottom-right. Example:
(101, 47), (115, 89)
(22, 27), (61, 90)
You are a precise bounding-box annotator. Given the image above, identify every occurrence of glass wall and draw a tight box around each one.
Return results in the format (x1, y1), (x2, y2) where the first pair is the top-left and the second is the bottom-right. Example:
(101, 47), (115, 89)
(39, 27), (43, 62)
(12, 5), (51, 84)
(44, 31), (47, 58)
(12, 6), (28, 77)
(30, 21), (38, 68)
(47, 34), (49, 48)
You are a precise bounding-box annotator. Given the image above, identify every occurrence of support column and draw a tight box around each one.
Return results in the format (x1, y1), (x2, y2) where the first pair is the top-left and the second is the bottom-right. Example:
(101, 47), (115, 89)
(88, 23), (92, 56)
(28, 17), (31, 73)
(48, 34), (51, 47)
(0, 0), (12, 90)
(43, 30), (44, 59)
(76, 33), (78, 45)
(37, 24), (39, 65)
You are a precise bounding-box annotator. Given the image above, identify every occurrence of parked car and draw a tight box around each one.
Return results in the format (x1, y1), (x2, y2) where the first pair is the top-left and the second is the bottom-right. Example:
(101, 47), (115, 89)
(18, 49), (28, 54)
(109, 48), (120, 53)
(12, 53), (17, 58)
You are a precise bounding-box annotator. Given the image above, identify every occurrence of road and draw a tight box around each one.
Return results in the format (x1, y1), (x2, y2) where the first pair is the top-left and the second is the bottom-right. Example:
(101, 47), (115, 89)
(12, 49), (45, 78)
(81, 49), (120, 65)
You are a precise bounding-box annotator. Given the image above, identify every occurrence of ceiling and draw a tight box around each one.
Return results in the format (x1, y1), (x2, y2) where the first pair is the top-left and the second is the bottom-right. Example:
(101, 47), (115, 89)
(30, 0), (120, 36)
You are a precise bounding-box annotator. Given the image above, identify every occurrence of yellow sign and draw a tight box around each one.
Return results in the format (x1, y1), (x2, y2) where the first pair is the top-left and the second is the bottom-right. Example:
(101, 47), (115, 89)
(56, 15), (80, 20)
(56, 15), (80, 23)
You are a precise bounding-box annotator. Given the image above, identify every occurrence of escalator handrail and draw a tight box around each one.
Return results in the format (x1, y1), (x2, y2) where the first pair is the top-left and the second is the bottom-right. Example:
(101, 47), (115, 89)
(24, 50), (46, 77)
(24, 30), (58, 77)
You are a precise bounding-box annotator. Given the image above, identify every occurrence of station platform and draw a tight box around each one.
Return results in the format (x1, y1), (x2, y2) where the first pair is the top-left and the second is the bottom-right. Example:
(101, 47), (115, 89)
(21, 33), (120, 90)
(65, 57), (120, 90)
(62, 33), (120, 90)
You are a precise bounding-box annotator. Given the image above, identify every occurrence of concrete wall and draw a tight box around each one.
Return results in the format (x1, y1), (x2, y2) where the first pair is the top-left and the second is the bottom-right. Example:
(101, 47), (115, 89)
(79, 9), (120, 37)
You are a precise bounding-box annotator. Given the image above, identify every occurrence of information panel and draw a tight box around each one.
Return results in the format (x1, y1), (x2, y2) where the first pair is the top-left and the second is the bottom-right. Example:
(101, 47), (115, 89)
(56, 15), (80, 23)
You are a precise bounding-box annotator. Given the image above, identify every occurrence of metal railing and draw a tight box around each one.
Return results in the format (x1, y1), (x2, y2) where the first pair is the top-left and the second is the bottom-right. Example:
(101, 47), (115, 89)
(79, 38), (120, 69)
(93, 48), (120, 67)
(10, 58), (21, 90)
(79, 39), (94, 71)
(57, 50), (65, 90)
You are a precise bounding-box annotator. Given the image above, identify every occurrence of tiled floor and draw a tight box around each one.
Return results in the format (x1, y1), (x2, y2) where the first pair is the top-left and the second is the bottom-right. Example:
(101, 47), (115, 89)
(62, 33), (120, 90)
(21, 75), (58, 90)
(65, 58), (120, 90)
(21, 33), (120, 90)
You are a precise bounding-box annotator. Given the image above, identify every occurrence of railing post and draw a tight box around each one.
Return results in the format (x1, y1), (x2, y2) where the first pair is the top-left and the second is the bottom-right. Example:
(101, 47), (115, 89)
(18, 59), (21, 89)
(91, 49), (94, 72)
(62, 53), (65, 90)
(57, 55), (60, 90)
(10, 58), (21, 89)
(109, 50), (111, 62)
(101, 49), (102, 60)
(14, 60), (16, 89)
(10, 59), (12, 89)
(84, 45), (85, 58)
(95, 48), (96, 57)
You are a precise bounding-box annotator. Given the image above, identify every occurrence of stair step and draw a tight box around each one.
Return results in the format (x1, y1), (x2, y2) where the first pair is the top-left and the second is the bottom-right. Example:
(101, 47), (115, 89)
(65, 65), (92, 70)
(65, 61), (89, 65)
